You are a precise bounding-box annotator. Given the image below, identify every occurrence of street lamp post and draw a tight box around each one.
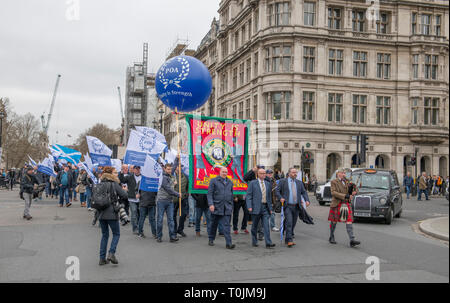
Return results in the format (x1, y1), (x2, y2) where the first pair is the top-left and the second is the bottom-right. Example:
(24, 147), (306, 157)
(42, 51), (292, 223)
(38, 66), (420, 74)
(0, 100), (6, 167)
(159, 108), (164, 133)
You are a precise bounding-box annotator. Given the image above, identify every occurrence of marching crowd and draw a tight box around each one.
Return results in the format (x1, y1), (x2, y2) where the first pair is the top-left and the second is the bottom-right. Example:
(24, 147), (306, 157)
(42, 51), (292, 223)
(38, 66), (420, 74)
(1, 161), (448, 266)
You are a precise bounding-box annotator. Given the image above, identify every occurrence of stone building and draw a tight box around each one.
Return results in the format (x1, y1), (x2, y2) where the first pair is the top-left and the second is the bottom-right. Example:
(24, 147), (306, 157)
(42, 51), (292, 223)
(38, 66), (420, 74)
(174, 0), (450, 183)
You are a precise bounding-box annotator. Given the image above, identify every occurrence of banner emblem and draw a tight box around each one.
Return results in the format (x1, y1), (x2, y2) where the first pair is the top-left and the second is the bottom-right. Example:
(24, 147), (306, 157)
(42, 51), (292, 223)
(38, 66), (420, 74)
(203, 139), (232, 168)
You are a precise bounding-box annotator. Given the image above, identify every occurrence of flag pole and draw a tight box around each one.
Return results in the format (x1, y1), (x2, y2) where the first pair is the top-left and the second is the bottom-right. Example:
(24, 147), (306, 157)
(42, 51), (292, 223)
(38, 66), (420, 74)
(175, 108), (182, 217)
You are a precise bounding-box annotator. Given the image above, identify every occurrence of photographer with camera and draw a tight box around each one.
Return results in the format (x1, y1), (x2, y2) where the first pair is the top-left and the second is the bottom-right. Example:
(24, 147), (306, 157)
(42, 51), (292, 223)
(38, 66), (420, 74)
(92, 166), (128, 266)
(20, 166), (39, 220)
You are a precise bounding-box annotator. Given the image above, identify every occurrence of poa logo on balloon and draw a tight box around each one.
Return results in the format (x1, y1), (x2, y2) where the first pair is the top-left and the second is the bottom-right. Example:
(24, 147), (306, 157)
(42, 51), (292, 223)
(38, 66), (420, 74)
(158, 57), (190, 89)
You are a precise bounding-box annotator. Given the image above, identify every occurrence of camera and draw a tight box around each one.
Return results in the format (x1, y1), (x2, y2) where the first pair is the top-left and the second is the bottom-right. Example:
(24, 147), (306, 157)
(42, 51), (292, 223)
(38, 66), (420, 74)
(118, 204), (130, 226)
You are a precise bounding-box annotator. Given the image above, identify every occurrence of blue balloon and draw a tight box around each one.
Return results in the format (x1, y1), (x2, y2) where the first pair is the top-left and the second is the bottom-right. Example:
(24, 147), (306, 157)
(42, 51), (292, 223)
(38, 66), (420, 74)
(155, 55), (212, 112)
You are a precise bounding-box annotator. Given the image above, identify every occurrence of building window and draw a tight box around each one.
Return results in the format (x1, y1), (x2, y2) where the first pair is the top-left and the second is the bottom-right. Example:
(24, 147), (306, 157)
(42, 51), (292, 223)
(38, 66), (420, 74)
(352, 10), (365, 32)
(353, 51), (367, 77)
(254, 52), (259, 77)
(265, 45), (292, 73)
(424, 97), (439, 125)
(248, 19), (252, 39)
(232, 68), (238, 90)
(412, 54), (419, 79)
(222, 38), (228, 58)
(232, 104), (237, 119)
(329, 49), (343, 75)
(245, 99), (250, 119)
(209, 93), (215, 117)
(254, 9), (259, 32)
(241, 24), (246, 45)
(376, 12), (389, 34)
(425, 55), (438, 80)
(239, 63), (245, 86)
(220, 73), (227, 94)
(246, 58), (251, 82)
(377, 53), (391, 79)
(266, 92), (291, 120)
(421, 14), (431, 35)
(304, 2), (316, 26)
(352, 95), (367, 124)
(303, 47), (315, 73)
(234, 32), (239, 51)
(328, 7), (341, 29)
(376, 96), (391, 125)
(435, 15), (441, 36)
(328, 93), (343, 123)
(268, 2), (290, 26)
(411, 13), (417, 35)
(238, 102), (244, 119)
(411, 97), (419, 125)
(253, 95), (258, 119)
(302, 92), (314, 121)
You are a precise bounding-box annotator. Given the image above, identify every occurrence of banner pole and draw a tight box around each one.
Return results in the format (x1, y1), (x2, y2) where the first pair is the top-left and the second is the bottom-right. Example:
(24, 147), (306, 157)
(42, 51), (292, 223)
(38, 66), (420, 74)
(175, 109), (182, 217)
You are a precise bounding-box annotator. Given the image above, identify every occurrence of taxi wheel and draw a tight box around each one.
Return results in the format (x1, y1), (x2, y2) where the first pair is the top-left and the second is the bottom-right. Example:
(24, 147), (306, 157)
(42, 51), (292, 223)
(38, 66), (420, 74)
(385, 207), (394, 225)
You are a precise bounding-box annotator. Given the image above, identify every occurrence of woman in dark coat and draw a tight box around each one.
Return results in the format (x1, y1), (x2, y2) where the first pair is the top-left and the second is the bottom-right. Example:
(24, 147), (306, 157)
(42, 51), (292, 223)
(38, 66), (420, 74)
(97, 167), (128, 266)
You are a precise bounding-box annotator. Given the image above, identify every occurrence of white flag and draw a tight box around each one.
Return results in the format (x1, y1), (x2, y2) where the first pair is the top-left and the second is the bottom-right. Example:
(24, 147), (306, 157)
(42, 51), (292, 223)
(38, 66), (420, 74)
(140, 154), (163, 192)
(135, 126), (167, 145)
(86, 136), (112, 166)
(111, 159), (122, 173)
(124, 130), (166, 166)
(165, 148), (178, 164)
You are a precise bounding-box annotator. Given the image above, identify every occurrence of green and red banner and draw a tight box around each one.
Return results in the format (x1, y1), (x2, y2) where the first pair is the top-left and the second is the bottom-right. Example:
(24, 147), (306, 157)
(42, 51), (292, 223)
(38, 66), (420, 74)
(186, 114), (251, 194)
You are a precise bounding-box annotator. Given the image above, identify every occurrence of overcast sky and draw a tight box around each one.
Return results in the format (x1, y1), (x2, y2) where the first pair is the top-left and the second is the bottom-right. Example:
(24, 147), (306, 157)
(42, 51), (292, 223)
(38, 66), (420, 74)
(0, 0), (219, 145)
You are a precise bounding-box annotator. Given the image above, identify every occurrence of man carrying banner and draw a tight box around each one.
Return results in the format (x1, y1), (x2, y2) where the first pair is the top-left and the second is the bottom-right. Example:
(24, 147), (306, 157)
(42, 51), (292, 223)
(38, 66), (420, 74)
(121, 166), (142, 234)
(156, 163), (181, 243)
(172, 156), (189, 238)
(207, 166), (235, 249)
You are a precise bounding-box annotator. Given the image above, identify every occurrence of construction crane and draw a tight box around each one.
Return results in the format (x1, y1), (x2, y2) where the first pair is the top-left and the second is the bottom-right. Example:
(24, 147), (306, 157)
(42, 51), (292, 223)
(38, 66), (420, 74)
(117, 86), (124, 126)
(41, 74), (61, 135)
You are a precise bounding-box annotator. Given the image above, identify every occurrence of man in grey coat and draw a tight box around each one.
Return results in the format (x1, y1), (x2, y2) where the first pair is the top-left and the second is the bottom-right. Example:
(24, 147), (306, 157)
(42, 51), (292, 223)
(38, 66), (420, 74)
(207, 166), (235, 249)
(246, 168), (276, 248)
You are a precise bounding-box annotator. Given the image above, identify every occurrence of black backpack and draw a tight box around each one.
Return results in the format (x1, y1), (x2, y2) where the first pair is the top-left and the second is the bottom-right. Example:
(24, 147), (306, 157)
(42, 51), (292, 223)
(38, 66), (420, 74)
(91, 182), (115, 211)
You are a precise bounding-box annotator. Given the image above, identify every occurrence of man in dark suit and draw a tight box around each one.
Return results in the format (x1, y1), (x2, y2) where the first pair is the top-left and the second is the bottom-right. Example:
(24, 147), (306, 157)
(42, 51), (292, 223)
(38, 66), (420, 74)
(275, 167), (310, 247)
(207, 166), (235, 249)
(246, 168), (276, 249)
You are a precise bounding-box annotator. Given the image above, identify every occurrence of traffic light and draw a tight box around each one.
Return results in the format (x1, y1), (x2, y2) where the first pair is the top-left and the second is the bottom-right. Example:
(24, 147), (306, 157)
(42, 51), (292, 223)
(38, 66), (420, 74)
(360, 135), (369, 163)
(410, 157), (416, 166)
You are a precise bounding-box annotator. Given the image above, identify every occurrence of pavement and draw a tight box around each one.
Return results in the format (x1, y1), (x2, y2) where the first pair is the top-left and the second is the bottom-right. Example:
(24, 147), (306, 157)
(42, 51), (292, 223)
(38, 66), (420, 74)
(0, 187), (448, 283)
(419, 217), (449, 241)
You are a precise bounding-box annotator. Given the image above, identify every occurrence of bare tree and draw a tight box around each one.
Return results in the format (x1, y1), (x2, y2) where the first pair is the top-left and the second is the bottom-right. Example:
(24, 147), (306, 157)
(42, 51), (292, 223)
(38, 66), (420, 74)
(74, 123), (121, 155)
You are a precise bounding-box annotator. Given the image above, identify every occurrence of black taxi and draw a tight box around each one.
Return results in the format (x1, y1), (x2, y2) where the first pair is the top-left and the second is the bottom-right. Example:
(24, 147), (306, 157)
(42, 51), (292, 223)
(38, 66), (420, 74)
(350, 169), (403, 225)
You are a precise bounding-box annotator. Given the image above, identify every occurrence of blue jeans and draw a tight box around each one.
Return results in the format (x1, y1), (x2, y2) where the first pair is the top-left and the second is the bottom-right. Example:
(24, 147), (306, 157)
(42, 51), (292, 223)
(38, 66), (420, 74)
(99, 220), (120, 260)
(195, 207), (211, 233)
(188, 195), (196, 223)
(59, 185), (70, 205)
(45, 183), (51, 196)
(157, 201), (176, 239)
(405, 186), (411, 199)
(209, 214), (232, 246)
(80, 192), (86, 203)
(418, 189), (429, 200)
(86, 187), (92, 208)
(138, 206), (156, 236)
(129, 202), (139, 232)
(251, 207), (272, 246)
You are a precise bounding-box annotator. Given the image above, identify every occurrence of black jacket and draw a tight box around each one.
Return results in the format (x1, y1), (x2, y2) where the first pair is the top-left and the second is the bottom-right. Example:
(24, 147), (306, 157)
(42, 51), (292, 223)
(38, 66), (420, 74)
(192, 193), (208, 209)
(139, 190), (157, 207)
(122, 173), (141, 200)
(20, 173), (39, 194)
(56, 170), (74, 188)
(97, 173), (128, 221)
(244, 170), (257, 183)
